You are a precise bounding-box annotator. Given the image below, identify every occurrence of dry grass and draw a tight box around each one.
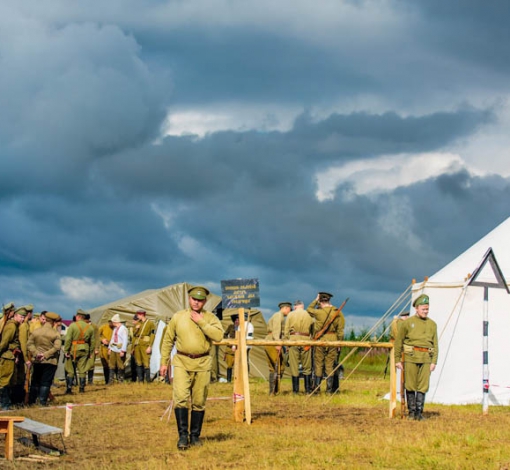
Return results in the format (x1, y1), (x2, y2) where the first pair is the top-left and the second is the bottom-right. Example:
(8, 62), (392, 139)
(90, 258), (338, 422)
(3, 370), (510, 470)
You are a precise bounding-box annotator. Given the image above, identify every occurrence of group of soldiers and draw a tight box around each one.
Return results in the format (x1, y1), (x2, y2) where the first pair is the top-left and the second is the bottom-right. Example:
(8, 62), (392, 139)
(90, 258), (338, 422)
(265, 292), (345, 396)
(0, 302), (157, 410)
(0, 303), (63, 410)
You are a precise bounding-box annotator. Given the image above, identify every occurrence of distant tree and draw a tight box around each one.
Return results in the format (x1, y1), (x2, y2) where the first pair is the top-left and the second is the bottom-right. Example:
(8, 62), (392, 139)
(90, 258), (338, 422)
(348, 329), (356, 341)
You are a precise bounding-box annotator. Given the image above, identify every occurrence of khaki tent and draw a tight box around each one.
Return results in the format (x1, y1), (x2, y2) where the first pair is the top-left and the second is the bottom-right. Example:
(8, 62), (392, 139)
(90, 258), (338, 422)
(88, 282), (222, 326)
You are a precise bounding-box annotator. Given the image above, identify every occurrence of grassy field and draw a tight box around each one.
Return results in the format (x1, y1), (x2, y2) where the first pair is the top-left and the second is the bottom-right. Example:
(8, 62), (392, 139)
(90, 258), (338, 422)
(4, 355), (510, 469)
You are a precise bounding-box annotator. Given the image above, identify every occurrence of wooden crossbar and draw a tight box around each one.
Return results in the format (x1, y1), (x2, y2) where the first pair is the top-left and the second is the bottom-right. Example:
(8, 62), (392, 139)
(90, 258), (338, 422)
(0, 416), (25, 461)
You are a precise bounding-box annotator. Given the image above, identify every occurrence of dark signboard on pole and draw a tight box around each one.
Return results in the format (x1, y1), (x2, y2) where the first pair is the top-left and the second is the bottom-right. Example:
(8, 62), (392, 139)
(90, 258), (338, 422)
(221, 278), (260, 309)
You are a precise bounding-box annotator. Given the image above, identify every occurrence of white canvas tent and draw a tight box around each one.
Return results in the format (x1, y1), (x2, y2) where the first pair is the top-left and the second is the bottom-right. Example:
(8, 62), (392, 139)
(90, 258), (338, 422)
(412, 217), (510, 405)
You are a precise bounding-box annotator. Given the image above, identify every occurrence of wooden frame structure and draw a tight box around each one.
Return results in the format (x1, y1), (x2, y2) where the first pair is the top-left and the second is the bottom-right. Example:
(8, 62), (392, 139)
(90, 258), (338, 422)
(216, 313), (397, 422)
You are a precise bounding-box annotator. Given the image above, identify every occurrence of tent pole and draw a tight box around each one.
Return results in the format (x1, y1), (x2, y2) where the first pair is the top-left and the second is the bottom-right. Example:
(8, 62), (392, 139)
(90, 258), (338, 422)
(483, 286), (489, 416)
(389, 344), (396, 418)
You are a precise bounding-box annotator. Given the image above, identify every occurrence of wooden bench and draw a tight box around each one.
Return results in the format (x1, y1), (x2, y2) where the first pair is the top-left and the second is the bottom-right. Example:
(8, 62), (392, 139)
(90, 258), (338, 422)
(0, 416), (25, 461)
(14, 418), (66, 455)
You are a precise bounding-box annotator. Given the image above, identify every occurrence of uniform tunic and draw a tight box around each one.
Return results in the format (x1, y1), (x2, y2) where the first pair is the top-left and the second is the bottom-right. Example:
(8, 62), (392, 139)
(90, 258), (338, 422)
(132, 319), (156, 368)
(63, 320), (94, 378)
(284, 308), (314, 376)
(85, 322), (100, 374)
(160, 309), (223, 411)
(307, 302), (345, 378)
(0, 320), (23, 387)
(98, 323), (114, 367)
(264, 311), (286, 374)
(394, 315), (438, 393)
(27, 323), (62, 387)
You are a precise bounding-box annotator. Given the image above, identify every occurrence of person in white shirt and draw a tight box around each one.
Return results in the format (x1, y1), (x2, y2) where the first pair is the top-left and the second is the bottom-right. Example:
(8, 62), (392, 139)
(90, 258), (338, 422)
(108, 314), (128, 384)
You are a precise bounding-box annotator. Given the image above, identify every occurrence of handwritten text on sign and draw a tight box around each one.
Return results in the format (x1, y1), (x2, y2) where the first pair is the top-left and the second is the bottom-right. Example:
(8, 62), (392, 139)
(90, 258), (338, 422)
(221, 279), (260, 309)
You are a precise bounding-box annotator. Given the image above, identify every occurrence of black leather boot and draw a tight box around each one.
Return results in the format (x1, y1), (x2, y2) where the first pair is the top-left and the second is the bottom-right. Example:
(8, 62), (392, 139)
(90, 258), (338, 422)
(79, 378), (86, 393)
(292, 376), (299, 394)
(144, 368), (151, 383)
(406, 390), (416, 419)
(29, 385), (39, 405)
(103, 367), (110, 385)
(326, 377), (335, 394)
(39, 386), (51, 406)
(88, 369), (94, 385)
(190, 410), (205, 447)
(136, 366), (144, 383)
(65, 376), (74, 394)
(175, 408), (189, 450)
(118, 370), (125, 383)
(415, 392), (426, 421)
(304, 375), (312, 394)
(226, 368), (232, 383)
(314, 376), (322, 393)
(0, 387), (11, 410)
(269, 373), (275, 394)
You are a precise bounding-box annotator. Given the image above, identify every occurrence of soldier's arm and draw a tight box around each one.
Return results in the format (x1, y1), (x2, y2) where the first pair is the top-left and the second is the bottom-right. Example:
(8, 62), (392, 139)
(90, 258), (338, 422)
(19, 324), (29, 359)
(196, 315), (224, 342)
(337, 313), (345, 340)
(148, 321), (156, 348)
(306, 301), (320, 318)
(0, 324), (15, 355)
(431, 323), (439, 365)
(394, 322), (407, 362)
(63, 325), (73, 354)
(44, 335), (62, 359)
(160, 320), (176, 367)
(27, 333), (36, 356)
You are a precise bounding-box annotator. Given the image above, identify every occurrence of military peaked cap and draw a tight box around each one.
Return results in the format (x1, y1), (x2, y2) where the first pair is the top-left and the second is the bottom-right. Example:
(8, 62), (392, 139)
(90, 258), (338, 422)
(188, 286), (210, 300)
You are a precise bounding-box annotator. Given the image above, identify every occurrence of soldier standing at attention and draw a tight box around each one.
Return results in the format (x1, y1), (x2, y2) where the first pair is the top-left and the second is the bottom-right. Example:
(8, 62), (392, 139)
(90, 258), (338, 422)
(284, 300), (314, 394)
(395, 294), (438, 420)
(0, 307), (27, 409)
(307, 292), (345, 394)
(27, 312), (62, 406)
(83, 313), (100, 385)
(16, 304), (34, 405)
(98, 319), (114, 384)
(132, 309), (155, 383)
(159, 286), (223, 450)
(265, 302), (291, 395)
(64, 309), (94, 394)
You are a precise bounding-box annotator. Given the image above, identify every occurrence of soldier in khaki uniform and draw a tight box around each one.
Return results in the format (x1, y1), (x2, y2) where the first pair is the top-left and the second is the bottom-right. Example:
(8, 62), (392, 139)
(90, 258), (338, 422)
(29, 312), (43, 334)
(160, 286), (224, 450)
(395, 294), (438, 420)
(27, 312), (62, 406)
(265, 302), (291, 395)
(98, 319), (114, 384)
(284, 300), (314, 394)
(307, 292), (345, 393)
(132, 309), (155, 383)
(223, 314), (239, 383)
(83, 313), (100, 385)
(64, 309), (94, 394)
(16, 304), (34, 405)
(0, 306), (27, 410)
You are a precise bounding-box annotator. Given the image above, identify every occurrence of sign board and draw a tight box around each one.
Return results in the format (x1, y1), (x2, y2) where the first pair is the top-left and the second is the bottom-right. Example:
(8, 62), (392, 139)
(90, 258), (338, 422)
(221, 278), (260, 309)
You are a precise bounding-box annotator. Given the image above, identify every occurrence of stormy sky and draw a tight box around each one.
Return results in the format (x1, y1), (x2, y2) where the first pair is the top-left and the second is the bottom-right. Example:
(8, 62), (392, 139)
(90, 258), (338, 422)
(2, 1), (510, 329)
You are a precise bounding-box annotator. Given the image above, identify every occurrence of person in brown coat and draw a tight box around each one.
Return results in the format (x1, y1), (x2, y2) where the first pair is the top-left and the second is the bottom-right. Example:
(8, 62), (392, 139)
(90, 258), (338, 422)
(27, 312), (62, 406)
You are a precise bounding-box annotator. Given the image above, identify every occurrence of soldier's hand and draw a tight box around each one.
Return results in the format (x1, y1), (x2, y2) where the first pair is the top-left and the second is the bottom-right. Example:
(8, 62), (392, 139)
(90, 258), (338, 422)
(160, 365), (168, 377)
(396, 362), (403, 370)
(146, 346), (152, 354)
(190, 311), (204, 323)
(120, 351), (125, 357)
(430, 364), (436, 372)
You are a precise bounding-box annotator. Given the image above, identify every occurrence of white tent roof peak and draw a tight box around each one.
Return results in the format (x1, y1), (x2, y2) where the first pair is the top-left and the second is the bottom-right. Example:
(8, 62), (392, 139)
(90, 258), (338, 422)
(429, 216), (510, 285)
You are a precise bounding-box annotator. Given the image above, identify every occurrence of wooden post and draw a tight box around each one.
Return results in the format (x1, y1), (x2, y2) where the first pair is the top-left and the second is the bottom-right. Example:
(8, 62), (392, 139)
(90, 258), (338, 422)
(233, 329), (244, 422)
(389, 345), (396, 418)
(64, 403), (73, 437)
(238, 308), (251, 425)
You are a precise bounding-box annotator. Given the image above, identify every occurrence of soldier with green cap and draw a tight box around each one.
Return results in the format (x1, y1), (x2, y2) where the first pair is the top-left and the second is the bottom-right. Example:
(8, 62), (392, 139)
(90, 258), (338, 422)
(0, 302), (16, 337)
(159, 286), (224, 450)
(265, 301), (292, 395)
(307, 292), (345, 394)
(63, 309), (94, 394)
(0, 307), (27, 409)
(395, 294), (438, 420)
(27, 312), (62, 405)
(132, 309), (156, 383)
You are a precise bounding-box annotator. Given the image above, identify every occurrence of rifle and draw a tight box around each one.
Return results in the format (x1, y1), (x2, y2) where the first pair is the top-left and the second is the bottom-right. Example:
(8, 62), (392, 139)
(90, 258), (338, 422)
(304, 297), (349, 352)
(23, 363), (31, 405)
(274, 347), (282, 395)
(400, 352), (406, 419)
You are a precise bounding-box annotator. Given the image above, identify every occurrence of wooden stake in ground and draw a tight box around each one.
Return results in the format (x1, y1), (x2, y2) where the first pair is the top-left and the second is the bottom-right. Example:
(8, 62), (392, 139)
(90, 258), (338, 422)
(238, 308), (251, 424)
(389, 347), (396, 418)
(64, 403), (72, 437)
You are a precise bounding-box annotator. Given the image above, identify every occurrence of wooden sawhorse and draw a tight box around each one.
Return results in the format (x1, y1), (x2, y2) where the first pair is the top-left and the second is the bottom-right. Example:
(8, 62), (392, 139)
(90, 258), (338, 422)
(0, 416), (25, 461)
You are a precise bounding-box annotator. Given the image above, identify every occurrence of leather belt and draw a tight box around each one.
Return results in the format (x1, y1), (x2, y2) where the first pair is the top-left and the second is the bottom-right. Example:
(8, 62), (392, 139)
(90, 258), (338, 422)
(413, 346), (431, 352)
(290, 332), (309, 336)
(72, 340), (86, 344)
(177, 350), (209, 359)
